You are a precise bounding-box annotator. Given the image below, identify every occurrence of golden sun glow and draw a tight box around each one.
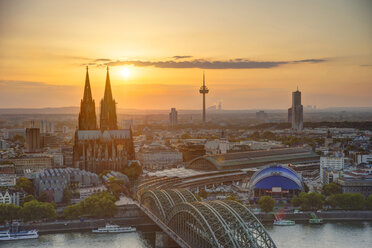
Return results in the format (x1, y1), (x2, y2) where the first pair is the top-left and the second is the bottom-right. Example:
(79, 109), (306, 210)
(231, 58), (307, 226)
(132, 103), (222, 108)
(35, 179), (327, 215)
(121, 67), (131, 78)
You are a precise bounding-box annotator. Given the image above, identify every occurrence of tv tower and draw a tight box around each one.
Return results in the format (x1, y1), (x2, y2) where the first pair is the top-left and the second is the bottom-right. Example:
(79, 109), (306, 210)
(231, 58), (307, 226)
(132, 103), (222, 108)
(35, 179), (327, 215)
(199, 72), (209, 123)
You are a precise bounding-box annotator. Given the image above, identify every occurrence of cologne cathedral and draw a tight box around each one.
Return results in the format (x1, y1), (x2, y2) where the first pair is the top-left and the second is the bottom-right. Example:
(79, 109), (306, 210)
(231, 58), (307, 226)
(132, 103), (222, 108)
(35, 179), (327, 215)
(73, 67), (135, 174)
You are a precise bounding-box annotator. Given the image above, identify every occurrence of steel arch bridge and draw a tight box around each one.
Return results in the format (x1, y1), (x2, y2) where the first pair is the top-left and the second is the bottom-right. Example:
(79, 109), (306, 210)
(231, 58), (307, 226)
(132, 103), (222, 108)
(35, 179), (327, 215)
(140, 189), (276, 248)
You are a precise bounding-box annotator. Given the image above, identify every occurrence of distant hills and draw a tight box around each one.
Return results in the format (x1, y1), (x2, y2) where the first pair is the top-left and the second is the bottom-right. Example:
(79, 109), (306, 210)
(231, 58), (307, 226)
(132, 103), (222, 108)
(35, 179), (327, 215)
(0, 106), (370, 115)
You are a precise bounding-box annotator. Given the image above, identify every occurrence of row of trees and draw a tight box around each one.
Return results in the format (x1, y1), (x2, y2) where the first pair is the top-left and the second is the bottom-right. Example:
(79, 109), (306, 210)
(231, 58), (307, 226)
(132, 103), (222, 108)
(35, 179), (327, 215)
(63, 192), (117, 219)
(249, 131), (324, 147)
(291, 192), (325, 211)
(0, 200), (56, 224)
(257, 182), (372, 212)
(292, 188), (372, 211)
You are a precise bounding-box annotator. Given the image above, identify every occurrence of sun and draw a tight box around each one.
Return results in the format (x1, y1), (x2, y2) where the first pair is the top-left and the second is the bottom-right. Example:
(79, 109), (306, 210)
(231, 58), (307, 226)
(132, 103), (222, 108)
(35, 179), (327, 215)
(121, 67), (131, 78)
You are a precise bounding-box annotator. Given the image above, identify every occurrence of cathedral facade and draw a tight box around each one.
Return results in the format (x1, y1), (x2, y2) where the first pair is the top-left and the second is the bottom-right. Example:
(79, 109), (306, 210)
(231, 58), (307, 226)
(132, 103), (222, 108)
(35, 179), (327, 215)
(73, 67), (135, 174)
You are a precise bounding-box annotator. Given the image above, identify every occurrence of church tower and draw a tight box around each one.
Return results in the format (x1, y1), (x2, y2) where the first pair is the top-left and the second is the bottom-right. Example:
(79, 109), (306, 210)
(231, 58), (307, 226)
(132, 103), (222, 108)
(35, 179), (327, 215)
(78, 66), (97, 130)
(100, 67), (118, 130)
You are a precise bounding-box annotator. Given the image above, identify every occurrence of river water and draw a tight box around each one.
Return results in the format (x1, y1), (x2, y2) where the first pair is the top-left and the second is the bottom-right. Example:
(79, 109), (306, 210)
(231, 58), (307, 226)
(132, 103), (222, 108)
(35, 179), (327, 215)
(1, 221), (371, 248)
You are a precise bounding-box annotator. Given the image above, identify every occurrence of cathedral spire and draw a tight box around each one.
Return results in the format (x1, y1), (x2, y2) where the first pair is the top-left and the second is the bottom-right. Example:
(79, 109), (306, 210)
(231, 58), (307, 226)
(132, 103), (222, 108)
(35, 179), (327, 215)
(83, 66), (93, 102)
(104, 66), (113, 101)
(78, 67), (97, 130)
(100, 66), (118, 130)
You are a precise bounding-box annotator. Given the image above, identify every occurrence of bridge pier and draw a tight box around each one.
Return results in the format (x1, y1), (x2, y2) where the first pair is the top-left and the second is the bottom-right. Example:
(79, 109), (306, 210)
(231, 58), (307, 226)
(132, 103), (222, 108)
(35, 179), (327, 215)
(155, 231), (179, 248)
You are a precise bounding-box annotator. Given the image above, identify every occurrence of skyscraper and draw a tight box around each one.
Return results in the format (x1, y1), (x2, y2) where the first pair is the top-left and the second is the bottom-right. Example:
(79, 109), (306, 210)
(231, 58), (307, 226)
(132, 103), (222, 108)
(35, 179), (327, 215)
(289, 88), (303, 132)
(26, 128), (40, 153)
(169, 108), (178, 127)
(100, 67), (118, 130)
(199, 72), (209, 123)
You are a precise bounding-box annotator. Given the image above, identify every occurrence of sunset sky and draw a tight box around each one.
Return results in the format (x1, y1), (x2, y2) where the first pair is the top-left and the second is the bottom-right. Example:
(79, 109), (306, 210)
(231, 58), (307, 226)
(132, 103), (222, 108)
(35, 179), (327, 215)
(0, 0), (371, 110)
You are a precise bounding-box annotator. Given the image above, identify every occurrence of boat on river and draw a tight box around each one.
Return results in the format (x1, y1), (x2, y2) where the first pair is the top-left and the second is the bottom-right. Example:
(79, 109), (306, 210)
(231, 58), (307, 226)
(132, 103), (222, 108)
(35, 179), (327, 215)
(0, 229), (39, 241)
(309, 212), (323, 224)
(273, 219), (296, 226)
(92, 224), (136, 233)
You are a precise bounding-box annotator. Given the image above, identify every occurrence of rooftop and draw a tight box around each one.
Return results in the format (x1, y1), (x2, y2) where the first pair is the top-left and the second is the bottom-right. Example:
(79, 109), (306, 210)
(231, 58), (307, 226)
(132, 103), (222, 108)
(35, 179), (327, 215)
(187, 147), (319, 171)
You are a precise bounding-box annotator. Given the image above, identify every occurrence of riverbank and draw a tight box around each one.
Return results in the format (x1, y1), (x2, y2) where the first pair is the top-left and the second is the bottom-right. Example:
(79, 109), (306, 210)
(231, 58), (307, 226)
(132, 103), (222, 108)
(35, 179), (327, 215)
(6, 204), (372, 234)
(4, 204), (159, 234)
(23, 216), (159, 234)
(256, 210), (372, 223)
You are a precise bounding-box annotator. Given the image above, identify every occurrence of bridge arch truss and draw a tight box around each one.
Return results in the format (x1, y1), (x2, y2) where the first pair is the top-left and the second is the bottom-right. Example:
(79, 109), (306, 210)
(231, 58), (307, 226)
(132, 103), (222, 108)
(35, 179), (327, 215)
(141, 189), (276, 248)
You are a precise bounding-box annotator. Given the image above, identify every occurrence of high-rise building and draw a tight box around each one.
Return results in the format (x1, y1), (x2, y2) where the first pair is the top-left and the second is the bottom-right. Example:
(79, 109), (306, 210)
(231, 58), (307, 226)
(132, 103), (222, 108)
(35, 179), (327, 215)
(73, 67), (135, 174)
(289, 88), (303, 132)
(40, 120), (47, 133)
(218, 102), (222, 111)
(26, 128), (40, 153)
(169, 108), (178, 127)
(100, 67), (118, 131)
(48, 122), (55, 134)
(199, 72), (209, 123)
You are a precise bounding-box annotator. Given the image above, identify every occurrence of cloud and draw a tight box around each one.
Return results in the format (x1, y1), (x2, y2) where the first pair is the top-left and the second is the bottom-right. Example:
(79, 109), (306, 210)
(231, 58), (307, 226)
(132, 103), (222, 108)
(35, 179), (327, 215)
(293, 59), (327, 63)
(102, 57), (327, 69)
(94, 58), (112, 62)
(360, 64), (372, 67)
(172, 55), (193, 59)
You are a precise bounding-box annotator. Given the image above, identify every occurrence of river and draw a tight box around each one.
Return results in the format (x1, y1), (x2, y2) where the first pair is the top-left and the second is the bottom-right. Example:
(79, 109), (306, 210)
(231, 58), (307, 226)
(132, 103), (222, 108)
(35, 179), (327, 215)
(1, 221), (371, 248)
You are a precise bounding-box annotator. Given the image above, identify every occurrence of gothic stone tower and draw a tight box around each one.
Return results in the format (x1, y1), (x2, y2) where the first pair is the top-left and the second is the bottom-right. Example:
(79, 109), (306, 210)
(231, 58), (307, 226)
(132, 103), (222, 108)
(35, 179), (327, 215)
(73, 67), (135, 174)
(100, 67), (118, 130)
(78, 67), (97, 130)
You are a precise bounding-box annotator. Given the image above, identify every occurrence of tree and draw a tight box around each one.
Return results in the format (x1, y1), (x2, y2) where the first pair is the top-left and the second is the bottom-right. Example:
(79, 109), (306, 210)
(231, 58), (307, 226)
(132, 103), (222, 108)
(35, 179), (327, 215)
(122, 161), (142, 180)
(261, 131), (276, 140)
(297, 192), (324, 211)
(258, 196), (275, 213)
(24, 194), (36, 204)
(367, 194), (372, 210)
(250, 131), (260, 140)
(322, 183), (341, 196)
(0, 204), (21, 223)
(21, 200), (56, 221)
(62, 188), (73, 204)
(226, 193), (240, 202)
(63, 203), (83, 219)
(15, 177), (34, 195)
(194, 194), (201, 201)
(198, 189), (208, 199)
(38, 191), (49, 202)
(291, 196), (301, 207)
(327, 193), (366, 210)
(63, 192), (118, 219)
(80, 192), (117, 218)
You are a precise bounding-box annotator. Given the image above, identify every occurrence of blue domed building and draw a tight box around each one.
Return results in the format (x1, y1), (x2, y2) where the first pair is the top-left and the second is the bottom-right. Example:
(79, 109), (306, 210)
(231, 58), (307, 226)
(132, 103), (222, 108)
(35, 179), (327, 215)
(249, 164), (304, 202)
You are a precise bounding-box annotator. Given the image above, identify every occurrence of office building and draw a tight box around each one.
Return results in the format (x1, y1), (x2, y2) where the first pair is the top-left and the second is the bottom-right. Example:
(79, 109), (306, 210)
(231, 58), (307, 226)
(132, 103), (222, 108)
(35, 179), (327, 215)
(169, 108), (178, 127)
(26, 128), (41, 152)
(288, 88), (303, 132)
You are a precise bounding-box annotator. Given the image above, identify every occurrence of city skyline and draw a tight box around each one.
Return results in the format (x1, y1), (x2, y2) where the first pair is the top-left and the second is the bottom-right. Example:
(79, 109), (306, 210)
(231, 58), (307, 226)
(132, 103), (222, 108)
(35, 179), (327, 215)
(0, 0), (371, 110)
